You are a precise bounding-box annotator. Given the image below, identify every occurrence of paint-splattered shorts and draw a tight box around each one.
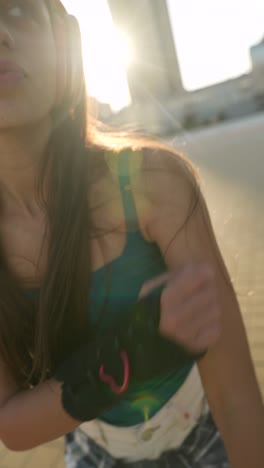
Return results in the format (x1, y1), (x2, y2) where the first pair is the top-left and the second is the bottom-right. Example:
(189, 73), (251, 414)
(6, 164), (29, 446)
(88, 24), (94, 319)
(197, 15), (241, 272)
(64, 412), (229, 467)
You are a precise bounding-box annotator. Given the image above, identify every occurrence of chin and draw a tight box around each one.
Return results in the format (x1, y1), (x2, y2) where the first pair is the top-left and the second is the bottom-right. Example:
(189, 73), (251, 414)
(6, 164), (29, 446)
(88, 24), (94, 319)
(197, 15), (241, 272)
(0, 100), (53, 131)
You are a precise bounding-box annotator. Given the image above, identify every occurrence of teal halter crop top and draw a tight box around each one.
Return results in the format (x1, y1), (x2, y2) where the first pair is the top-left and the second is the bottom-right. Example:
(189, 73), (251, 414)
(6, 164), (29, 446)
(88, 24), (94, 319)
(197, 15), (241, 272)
(88, 149), (194, 427)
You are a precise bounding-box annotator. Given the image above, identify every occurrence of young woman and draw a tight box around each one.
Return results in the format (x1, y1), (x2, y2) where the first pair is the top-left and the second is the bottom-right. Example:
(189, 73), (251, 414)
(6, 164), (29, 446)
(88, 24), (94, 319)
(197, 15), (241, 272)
(0, 1), (263, 467)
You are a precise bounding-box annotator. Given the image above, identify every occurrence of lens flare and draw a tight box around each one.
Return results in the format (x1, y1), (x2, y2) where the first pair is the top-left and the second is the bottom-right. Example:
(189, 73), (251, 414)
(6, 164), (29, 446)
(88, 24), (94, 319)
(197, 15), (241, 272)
(131, 394), (161, 422)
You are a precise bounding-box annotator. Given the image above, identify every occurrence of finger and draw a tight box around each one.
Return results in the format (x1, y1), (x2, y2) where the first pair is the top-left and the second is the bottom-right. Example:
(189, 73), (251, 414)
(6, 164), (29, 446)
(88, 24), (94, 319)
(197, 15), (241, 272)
(181, 304), (222, 350)
(139, 272), (170, 299)
(174, 301), (222, 352)
(164, 318), (222, 354)
(162, 263), (215, 306)
(192, 323), (222, 352)
(140, 263), (214, 300)
(183, 284), (220, 325)
(160, 290), (221, 345)
(161, 280), (218, 325)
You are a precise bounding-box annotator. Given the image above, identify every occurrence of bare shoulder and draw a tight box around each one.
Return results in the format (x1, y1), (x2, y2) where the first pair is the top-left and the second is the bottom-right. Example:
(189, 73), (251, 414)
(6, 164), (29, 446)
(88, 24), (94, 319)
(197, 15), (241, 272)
(126, 145), (202, 242)
(137, 145), (199, 197)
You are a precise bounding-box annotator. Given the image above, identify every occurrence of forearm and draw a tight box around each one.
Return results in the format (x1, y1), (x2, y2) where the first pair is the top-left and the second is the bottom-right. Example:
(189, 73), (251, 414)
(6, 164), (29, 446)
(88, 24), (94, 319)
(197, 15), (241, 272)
(0, 379), (80, 451)
(213, 397), (264, 468)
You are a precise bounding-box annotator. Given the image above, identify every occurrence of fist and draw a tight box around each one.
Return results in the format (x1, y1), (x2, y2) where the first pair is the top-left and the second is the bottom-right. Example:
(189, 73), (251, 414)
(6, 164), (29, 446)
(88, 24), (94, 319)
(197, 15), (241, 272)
(139, 264), (222, 354)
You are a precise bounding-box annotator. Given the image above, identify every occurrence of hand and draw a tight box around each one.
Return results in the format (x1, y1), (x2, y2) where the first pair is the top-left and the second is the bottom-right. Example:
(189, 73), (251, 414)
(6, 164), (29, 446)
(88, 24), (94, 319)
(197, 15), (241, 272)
(139, 264), (222, 354)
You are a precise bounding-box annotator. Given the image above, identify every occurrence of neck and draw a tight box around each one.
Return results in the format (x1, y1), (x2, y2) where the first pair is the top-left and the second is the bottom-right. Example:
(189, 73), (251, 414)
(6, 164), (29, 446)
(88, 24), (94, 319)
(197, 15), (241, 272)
(0, 117), (52, 218)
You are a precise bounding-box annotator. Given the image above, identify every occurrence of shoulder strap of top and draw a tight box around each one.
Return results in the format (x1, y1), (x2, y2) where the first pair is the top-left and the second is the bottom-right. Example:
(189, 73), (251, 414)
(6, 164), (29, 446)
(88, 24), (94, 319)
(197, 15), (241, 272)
(117, 149), (139, 232)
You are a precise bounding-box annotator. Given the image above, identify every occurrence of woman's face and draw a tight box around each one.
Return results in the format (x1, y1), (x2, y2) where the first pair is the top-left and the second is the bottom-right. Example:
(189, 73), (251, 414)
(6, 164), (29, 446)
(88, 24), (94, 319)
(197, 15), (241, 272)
(0, 0), (57, 129)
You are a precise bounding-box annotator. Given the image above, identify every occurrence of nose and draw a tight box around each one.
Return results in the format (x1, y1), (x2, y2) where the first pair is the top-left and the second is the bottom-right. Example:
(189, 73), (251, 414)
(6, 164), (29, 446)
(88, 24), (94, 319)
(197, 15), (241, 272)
(0, 20), (15, 50)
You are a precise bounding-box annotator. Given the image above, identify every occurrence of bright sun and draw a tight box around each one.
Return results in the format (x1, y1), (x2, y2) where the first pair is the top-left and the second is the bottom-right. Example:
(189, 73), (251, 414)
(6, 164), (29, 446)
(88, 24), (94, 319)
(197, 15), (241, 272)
(61, 0), (132, 112)
(114, 29), (134, 67)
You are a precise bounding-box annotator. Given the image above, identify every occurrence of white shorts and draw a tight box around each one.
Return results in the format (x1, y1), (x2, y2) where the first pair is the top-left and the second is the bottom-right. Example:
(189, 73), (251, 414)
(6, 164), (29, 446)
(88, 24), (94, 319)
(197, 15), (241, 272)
(80, 364), (209, 462)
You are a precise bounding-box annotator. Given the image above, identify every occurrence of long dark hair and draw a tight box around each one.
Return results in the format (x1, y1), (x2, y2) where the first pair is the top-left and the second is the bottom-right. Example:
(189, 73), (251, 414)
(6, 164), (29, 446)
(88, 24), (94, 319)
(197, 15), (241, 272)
(0, 1), (223, 387)
(0, 1), (96, 385)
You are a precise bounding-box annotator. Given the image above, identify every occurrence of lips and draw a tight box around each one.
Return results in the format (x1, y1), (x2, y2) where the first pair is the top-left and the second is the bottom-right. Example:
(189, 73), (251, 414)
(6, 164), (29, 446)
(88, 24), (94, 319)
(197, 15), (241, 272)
(0, 60), (25, 75)
(0, 61), (26, 89)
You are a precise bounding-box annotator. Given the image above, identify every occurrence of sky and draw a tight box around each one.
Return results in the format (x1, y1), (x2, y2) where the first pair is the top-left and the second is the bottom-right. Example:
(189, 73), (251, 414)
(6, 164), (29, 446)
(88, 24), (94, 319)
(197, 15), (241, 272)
(167, 0), (264, 90)
(62, 0), (264, 110)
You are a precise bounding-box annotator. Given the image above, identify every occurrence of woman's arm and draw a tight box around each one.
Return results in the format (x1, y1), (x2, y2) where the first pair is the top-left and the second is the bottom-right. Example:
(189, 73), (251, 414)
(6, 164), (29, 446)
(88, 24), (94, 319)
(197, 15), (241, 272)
(141, 148), (264, 468)
(0, 355), (80, 451)
(0, 269), (216, 451)
(0, 376), (80, 451)
(0, 282), (206, 451)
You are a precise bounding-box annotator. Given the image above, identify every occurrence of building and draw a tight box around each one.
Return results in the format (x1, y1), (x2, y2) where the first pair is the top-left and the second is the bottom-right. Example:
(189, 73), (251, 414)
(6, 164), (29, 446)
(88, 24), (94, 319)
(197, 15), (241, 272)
(251, 37), (264, 69)
(250, 37), (264, 99)
(108, 0), (184, 102)
(105, 2), (264, 135)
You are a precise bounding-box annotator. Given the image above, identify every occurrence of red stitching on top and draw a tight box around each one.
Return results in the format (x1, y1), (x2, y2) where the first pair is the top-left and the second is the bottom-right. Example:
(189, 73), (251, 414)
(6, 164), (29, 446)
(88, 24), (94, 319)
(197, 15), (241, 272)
(99, 351), (130, 395)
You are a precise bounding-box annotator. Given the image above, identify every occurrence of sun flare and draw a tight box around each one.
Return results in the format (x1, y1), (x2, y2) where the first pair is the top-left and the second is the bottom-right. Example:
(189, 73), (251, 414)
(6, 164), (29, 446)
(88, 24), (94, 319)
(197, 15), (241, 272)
(62, 0), (132, 112)
(62, 0), (264, 104)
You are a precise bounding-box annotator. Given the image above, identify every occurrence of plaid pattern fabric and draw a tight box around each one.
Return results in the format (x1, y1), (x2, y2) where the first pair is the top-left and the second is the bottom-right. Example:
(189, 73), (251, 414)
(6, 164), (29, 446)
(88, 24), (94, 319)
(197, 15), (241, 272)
(65, 429), (116, 468)
(65, 412), (229, 467)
